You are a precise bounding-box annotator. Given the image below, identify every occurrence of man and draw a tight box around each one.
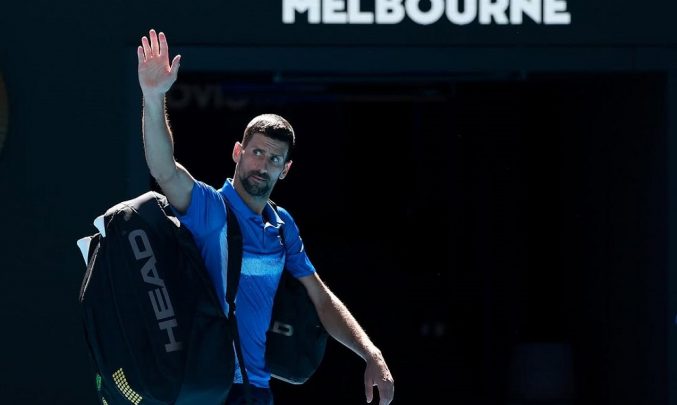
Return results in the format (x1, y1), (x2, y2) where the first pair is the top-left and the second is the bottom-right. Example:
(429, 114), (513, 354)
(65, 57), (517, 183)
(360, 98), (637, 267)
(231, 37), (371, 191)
(136, 29), (395, 405)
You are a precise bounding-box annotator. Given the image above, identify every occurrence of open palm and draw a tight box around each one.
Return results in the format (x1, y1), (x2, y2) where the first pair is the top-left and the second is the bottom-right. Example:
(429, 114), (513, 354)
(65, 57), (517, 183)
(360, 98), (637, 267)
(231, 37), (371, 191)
(137, 29), (181, 97)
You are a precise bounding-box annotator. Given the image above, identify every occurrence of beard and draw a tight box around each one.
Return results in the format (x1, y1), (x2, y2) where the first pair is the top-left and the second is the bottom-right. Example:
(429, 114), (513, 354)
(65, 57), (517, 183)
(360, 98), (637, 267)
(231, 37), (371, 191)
(240, 171), (272, 197)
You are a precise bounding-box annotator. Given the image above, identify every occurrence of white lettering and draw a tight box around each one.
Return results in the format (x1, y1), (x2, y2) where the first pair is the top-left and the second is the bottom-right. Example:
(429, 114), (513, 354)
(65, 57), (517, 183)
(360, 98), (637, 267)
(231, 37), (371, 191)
(129, 229), (152, 260)
(129, 229), (183, 353)
(544, 0), (570, 24)
(446, 0), (477, 25)
(139, 254), (165, 287)
(282, 0), (571, 25)
(376, 0), (405, 24)
(406, 0), (445, 25)
(283, 0), (321, 24)
(159, 319), (183, 352)
(479, 0), (509, 24)
(150, 287), (175, 320)
(167, 84), (227, 110)
(324, 0), (348, 23)
(348, 0), (375, 23)
(510, 0), (540, 24)
(130, 230), (165, 287)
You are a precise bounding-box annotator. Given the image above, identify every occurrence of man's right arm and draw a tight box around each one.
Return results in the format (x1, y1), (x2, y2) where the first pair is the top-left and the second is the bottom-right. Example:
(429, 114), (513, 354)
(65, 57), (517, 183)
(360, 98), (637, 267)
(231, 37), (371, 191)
(137, 29), (194, 213)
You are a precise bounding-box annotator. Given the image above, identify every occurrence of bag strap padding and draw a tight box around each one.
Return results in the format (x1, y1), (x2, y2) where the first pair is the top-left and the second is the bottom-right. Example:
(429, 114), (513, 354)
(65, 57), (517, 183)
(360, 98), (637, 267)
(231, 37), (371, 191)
(221, 194), (253, 404)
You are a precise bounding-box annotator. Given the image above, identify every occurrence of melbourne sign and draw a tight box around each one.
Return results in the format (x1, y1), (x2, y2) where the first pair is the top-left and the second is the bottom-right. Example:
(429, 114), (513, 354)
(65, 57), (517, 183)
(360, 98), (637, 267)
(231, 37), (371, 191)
(283, 0), (571, 25)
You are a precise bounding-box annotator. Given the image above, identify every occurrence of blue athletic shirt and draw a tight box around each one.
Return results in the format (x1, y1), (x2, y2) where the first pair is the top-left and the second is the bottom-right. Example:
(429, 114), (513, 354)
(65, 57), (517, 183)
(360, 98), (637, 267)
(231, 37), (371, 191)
(173, 179), (316, 388)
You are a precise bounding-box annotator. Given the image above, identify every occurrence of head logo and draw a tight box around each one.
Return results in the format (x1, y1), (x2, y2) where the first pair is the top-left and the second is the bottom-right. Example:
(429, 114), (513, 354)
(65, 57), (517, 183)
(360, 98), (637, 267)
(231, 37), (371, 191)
(0, 73), (7, 157)
(128, 229), (183, 353)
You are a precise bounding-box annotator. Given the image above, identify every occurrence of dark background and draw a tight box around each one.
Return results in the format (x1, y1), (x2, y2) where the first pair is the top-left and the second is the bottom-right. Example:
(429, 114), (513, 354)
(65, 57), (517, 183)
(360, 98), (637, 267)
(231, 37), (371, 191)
(1, 1), (677, 404)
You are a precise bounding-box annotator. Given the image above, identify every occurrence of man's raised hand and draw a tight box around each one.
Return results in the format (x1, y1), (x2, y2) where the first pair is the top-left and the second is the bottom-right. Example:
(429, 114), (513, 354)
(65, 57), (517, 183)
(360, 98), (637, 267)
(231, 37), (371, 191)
(137, 29), (181, 97)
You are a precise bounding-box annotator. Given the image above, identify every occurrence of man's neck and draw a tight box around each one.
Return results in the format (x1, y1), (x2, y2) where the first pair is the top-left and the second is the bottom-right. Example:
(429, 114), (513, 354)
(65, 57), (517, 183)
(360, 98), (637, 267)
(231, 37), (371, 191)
(233, 180), (268, 215)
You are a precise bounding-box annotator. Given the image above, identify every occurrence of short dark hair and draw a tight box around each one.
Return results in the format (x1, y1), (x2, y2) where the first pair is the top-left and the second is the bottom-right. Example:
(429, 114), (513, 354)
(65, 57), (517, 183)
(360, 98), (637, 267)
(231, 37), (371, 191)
(242, 114), (295, 161)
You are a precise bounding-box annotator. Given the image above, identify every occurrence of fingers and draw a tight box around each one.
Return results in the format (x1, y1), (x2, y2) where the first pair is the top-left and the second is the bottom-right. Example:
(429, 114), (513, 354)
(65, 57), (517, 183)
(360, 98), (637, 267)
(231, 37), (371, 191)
(367, 379), (394, 405)
(377, 380), (395, 405)
(137, 28), (180, 93)
(140, 29), (163, 62)
(149, 29), (160, 57)
(365, 375), (374, 403)
(141, 35), (151, 60)
(170, 55), (181, 78)
(136, 46), (145, 65)
(159, 32), (168, 56)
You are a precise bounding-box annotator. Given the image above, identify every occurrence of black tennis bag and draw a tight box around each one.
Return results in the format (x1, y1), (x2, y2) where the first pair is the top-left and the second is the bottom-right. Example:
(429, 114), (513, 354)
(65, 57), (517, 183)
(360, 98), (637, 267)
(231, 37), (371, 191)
(78, 191), (327, 404)
(266, 270), (328, 384)
(221, 198), (329, 385)
(78, 192), (241, 405)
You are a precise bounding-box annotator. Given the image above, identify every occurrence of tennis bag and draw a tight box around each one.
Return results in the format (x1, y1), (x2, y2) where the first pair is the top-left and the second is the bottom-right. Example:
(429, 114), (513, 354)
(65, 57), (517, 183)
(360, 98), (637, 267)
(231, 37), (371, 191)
(78, 192), (243, 405)
(265, 270), (329, 384)
(220, 198), (329, 385)
(261, 202), (329, 384)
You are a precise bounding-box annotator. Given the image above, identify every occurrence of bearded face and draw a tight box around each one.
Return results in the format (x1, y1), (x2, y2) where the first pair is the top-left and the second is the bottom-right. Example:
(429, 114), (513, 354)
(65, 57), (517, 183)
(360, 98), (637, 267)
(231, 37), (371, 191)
(239, 170), (272, 197)
(233, 133), (291, 200)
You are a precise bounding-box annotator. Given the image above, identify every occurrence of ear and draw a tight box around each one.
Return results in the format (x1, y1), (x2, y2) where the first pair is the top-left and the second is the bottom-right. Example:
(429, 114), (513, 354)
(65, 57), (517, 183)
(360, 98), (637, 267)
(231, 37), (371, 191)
(232, 142), (243, 163)
(278, 160), (293, 180)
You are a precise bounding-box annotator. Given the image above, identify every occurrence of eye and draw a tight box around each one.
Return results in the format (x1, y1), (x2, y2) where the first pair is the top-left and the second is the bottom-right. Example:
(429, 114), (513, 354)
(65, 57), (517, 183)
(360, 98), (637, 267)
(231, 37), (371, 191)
(253, 149), (264, 156)
(271, 156), (282, 164)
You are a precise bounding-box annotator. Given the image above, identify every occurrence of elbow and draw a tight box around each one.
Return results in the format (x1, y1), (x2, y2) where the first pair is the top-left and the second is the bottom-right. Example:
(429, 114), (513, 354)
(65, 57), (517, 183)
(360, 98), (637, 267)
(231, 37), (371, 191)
(314, 289), (337, 320)
(146, 157), (179, 184)
(149, 165), (178, 185)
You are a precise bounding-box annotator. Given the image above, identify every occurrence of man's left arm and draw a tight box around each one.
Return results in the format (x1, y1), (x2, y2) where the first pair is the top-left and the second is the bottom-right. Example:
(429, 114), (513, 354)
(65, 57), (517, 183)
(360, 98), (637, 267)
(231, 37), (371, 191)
(299, 273), (395, 405)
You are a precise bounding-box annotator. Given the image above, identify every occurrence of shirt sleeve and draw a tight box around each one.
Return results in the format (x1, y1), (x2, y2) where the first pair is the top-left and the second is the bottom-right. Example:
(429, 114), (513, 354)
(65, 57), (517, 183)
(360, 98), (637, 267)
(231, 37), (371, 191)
(276, 206), (317, 279)
(171, 181), (227, 241)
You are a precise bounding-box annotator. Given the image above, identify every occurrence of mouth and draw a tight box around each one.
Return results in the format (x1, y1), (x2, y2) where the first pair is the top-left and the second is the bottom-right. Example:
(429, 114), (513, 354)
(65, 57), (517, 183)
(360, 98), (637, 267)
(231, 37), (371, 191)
(250, 174), (268, 183)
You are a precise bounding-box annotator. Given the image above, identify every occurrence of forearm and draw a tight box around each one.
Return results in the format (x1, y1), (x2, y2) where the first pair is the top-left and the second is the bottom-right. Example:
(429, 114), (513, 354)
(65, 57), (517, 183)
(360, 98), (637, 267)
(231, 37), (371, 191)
(316, 288), (380, 361)
(313, 283), (393, 404)
(142, 93), (178, 183)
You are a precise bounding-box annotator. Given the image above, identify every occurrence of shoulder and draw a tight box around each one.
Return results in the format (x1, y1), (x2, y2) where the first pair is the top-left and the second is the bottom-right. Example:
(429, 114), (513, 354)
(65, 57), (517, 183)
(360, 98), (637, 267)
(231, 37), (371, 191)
(274, 204), (294, 222)
(175, 180), (227, 235)
(192, 180), (226, 206)
(273, 204), (303, 229)
(194, 180), (220, 196)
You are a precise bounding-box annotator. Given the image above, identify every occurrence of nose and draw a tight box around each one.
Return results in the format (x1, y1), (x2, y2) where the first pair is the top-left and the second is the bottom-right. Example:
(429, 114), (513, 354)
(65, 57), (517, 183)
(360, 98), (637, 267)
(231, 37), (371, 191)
(254, 154), (269, 174)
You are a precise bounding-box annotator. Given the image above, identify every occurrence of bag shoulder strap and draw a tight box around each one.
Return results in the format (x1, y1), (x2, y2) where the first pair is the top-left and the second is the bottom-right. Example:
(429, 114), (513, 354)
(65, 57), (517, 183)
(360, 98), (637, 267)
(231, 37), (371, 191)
(224, 198), (243, 312)
(220, 193), (253, 404)
(267, 200), (287, 247)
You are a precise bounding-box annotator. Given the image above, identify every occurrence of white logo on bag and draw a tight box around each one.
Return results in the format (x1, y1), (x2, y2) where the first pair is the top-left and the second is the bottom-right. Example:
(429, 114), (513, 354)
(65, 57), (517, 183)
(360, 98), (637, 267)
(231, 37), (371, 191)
(129, 229), (183, 353)
(272, 321), (294, 337)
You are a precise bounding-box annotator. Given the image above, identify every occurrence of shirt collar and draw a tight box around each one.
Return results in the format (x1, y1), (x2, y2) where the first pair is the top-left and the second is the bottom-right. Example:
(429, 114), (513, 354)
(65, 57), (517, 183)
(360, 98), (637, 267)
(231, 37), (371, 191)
(220, 179), (285, 227)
